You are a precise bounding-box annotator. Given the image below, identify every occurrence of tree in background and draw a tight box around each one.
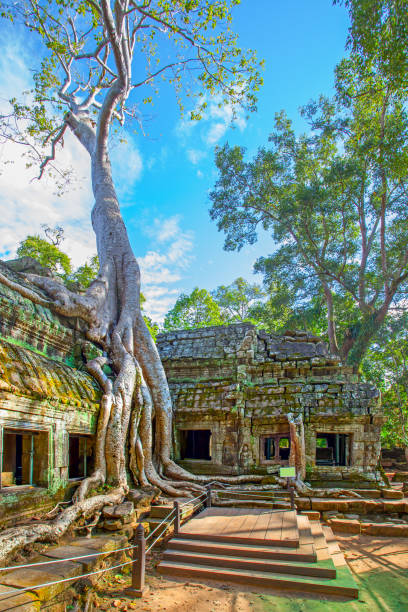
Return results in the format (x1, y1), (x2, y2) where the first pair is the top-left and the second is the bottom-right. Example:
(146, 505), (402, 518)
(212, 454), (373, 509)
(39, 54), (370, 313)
(17, 230), (72, 277)
(0, 0), (263, 559)
(210, 46), (408, 368)
(163, 287), (224, 331)
(362, 312), (408, 461)
(338, 0), (408, 90)
(212, 276), (264, 321)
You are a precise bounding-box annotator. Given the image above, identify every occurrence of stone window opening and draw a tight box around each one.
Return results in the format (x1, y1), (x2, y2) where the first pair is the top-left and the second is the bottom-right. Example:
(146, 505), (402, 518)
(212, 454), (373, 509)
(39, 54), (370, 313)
(279, 437), (290, 461)
(260, 434), (291, 464)
(1, 429), (47, 488)
(179, 430), (212, 461)
(69, 435), (93, 480)
(316, 433), (350, 466)
(264, 437), (275, 461)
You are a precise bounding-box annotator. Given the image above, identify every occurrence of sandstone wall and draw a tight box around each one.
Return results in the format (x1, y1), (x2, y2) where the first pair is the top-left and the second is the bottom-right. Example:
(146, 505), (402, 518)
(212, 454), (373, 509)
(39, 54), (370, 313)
(157, 323), (383, 483)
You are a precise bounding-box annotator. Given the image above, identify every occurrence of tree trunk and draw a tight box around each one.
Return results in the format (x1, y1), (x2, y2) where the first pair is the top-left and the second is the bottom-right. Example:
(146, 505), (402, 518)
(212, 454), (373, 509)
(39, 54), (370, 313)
(0, 118), (265, 561)
(287, 412), (306, 481)
(341, 306), (390, 369)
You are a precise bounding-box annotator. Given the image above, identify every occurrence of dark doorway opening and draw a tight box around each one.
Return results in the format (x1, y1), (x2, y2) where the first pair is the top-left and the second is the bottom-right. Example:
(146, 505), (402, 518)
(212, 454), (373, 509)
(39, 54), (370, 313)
(69, 435), (92, 479)
(316, 433), (350, 466)
(279, 437), (290, 461)
(180, 430), (211, 460)
(2, 430), (37, 487)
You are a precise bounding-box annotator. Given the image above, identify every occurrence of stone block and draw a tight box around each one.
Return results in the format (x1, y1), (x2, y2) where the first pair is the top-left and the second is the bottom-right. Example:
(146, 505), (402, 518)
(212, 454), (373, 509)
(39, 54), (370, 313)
(382, 489), (403, 499)
(295, 497), (311, 510)
(311, 498), (342, 512)
(300, 510), (320, 520)
(328, 518), (361, 534)
(0, 556), (82, 602)
(382, 500), (406, 513)
(361, 522), (408, 537)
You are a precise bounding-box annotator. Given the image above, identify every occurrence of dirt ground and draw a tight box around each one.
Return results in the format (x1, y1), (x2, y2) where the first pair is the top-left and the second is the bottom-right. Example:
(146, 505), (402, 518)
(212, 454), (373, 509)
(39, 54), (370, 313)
(91, 534), (408, 612)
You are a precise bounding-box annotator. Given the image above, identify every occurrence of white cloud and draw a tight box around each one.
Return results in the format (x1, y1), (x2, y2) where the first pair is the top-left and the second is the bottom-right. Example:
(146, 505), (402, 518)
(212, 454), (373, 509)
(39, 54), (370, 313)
(186, 149), (206, 165)
(138, 216), (194, 322)
(205, 122), (228, 146)
(0, 131), (96, 268)
(111, 137), (143, 196)
(176, 93), (247, 152)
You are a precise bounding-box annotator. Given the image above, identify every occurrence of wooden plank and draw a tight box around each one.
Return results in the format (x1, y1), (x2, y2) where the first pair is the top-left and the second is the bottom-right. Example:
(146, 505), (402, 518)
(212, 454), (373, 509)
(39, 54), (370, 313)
(218, 509), (252, 538)
(296, 514), (314, 546)
(281, 510), (298, 543)
(250, 511), (273, 540)
(180, 509), (226, 536)
(265, 511), (284, 542)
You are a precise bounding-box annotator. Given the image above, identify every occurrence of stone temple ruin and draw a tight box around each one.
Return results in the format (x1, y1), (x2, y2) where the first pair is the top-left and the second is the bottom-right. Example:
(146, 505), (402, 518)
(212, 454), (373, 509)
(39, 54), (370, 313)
(156, 323), (383, 487)
(0, 261), (100, 527)
(0, 260), (384, 527)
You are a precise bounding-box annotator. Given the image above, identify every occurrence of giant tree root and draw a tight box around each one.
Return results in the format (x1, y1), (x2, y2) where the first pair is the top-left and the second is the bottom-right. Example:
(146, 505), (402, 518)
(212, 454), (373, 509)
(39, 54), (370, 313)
(0, 488), (124, 566)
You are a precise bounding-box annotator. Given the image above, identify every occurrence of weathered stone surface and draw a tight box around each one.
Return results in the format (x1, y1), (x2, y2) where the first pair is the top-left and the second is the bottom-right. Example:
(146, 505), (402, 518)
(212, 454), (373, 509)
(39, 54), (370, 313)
(328, 518), (361, 534)
(382, 489), (404, 499)
(127, 487), (159, 507)
(157, 323), (383, 483)
(103, 501), (134, 519)
(0, 556), (82, 602)
(102, 519), (123, 531)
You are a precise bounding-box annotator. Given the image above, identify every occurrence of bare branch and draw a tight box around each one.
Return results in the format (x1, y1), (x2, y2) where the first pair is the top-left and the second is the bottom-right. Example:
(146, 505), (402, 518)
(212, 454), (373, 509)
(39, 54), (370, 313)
(38, 124), (67, 180)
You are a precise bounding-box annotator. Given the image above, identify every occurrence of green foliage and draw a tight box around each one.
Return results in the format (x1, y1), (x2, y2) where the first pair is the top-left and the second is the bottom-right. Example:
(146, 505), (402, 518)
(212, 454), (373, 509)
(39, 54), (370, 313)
(163, 287), (224, 331)
(362, 312), (408, 449)
(140, 292), (159, 341)
(209, 49), (408, 366)
(212, 276), (265, 322)
(17, 234), (72, 277)
(66, 255), (99, 291)
(337, 0), (408, 90)
(0, 0), (263, 189)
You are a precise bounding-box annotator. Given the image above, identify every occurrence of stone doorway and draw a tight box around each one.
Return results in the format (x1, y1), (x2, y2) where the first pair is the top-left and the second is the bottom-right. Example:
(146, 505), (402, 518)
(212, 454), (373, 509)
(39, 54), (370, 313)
(179, 430), (212, 461)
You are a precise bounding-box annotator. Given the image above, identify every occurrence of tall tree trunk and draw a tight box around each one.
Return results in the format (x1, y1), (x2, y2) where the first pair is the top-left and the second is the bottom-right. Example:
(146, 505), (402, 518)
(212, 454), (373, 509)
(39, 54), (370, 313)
(322, 281), (340, 357)
(341, 303), (392, 369)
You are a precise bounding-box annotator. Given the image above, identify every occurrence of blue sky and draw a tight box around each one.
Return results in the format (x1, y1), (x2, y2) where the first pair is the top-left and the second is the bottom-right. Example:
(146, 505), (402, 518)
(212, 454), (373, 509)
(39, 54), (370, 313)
(0, 0), (350, 321)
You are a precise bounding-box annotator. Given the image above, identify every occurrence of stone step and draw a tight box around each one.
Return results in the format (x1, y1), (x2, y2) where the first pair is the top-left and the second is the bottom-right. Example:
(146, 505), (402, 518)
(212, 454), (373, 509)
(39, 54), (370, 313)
(162, 549), (337, 578)
(167, 537), (317, 562)
(216, 490), (290, 500)
(149, 503), (195, 519)
(145, 517), (175, 537)
(157, 560), (359, 599)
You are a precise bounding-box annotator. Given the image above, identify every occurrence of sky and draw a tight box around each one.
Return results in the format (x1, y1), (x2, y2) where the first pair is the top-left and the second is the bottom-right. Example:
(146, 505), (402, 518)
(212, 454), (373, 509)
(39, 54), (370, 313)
(0, 0), (350, 322)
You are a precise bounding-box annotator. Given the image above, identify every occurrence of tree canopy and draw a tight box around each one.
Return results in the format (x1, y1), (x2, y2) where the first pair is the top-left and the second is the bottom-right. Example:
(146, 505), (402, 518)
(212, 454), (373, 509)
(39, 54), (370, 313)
(0, 0), (263, 186)
(17, 233), (72, 276)
(209, 48), (408, 368)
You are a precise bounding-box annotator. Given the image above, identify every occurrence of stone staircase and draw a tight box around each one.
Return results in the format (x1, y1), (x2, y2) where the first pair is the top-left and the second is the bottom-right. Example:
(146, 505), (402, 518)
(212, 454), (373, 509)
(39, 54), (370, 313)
(158, 510), (358, 599)
(145, 498), (197, 537)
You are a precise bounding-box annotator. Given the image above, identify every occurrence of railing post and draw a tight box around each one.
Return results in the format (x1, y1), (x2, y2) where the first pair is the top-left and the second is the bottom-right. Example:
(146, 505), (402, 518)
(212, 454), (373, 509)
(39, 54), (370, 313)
(126, 523), (148, 598)
(206, 484), (212, 508)
(174, 500), (180, 536)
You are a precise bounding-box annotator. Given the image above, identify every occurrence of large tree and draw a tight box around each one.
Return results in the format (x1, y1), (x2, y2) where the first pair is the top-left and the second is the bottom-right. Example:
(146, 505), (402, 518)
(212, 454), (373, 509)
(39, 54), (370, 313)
(163, 286), (224, 331)
(0, 0), (263, 559)
(362, 312), (408, 461)
(209, 50), (408, 368)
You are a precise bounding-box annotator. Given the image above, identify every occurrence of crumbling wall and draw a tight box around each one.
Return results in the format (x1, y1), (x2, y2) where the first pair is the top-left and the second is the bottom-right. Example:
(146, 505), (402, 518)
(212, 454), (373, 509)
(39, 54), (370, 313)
(157, 323), (383, 483)
(0, 262), (101, 526)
